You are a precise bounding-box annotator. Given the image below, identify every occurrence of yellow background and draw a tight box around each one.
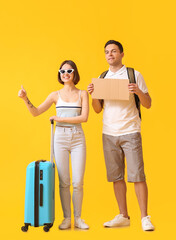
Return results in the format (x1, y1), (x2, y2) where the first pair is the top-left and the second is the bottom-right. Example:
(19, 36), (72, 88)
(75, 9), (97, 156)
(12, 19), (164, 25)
(0, 0), (176, 239)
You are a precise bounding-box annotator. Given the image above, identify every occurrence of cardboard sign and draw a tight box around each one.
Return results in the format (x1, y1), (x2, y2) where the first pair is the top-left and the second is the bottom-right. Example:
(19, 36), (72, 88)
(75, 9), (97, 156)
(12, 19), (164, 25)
(91, 78), (129, 100)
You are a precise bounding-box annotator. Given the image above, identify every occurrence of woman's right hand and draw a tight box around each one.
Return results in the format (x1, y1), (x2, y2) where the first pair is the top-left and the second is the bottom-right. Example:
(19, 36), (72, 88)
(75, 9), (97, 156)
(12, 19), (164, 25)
(87, 83), (94, 95)
(18, 85), (27, 100)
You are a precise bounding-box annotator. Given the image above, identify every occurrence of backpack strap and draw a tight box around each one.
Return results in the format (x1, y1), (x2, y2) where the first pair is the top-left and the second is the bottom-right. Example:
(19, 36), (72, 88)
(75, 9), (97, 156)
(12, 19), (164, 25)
(99, 70), (108, 108)
(100, 70), (108, 79)
(127, 67), (141, 119)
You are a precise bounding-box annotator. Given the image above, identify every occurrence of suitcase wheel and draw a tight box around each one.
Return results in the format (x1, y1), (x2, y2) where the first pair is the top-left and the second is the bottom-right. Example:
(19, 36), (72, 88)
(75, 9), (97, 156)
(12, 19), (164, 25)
(21, 225), (28, 232)
(43, 226), (50, 232)
(43, 223), (53, 232)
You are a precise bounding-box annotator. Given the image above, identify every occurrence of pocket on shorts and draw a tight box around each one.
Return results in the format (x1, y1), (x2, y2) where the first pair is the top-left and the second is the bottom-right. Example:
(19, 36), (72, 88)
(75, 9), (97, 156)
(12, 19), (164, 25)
(102, 134), (115, 151)
(128, 132), (141, 142)
(124, 132), (142, 152)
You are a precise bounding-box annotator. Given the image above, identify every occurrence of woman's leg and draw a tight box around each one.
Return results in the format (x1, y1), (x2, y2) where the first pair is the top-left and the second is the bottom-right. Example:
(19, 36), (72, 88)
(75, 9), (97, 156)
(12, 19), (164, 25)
(54, 128), (71, 218)
(70, 130), (86, 218)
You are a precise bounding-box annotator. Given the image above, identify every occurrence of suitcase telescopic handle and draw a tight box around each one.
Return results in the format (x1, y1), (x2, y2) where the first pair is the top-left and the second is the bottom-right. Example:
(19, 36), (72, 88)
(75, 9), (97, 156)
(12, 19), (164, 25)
(50, 120), (54, 164)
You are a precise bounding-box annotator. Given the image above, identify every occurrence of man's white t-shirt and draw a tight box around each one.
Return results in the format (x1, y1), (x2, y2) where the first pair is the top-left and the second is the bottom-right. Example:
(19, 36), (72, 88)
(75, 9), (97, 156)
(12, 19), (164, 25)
(102, 65), (148, 136)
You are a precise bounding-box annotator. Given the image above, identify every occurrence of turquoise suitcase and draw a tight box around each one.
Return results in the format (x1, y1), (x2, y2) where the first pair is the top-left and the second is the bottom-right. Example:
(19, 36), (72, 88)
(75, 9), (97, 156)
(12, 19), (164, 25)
(21, 121), (55, 232)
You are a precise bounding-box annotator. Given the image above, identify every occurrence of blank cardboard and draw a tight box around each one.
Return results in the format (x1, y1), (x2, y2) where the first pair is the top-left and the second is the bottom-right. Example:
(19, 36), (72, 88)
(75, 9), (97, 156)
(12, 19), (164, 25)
(91, 78), (129, 100)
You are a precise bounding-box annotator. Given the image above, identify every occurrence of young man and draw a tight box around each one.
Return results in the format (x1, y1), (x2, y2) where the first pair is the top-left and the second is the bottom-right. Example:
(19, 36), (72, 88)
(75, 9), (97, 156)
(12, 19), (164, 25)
(87, 40), (154, 231)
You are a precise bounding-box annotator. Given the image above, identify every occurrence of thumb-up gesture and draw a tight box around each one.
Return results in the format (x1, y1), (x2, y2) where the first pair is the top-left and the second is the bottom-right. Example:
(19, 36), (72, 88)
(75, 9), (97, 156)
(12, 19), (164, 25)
(18, 85), (27, 99)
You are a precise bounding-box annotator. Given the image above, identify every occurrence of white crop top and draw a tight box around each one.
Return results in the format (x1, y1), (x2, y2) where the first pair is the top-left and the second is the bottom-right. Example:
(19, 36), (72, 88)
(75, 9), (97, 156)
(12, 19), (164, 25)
(56, 90), (82, 127)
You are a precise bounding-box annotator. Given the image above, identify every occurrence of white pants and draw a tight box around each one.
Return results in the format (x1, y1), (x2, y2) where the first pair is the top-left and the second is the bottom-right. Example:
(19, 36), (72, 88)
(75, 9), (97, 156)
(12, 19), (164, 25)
(54, 125), (86, 218)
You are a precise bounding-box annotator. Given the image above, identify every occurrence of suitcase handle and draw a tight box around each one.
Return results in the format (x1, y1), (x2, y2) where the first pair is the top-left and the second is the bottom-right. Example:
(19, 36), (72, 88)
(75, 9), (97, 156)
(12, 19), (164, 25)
(40, 184), (43, 206)
(50, 120), (54, 164)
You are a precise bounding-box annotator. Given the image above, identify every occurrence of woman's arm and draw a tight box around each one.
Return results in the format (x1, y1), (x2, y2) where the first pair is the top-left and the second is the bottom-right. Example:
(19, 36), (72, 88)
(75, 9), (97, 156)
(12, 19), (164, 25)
(18, 86), (57, 116)
(50, 90), (89, 123)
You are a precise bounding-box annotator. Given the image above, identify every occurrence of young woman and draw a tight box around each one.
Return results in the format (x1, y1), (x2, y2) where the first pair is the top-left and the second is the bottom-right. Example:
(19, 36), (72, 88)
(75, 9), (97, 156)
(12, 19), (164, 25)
(18, 60), (89, 230)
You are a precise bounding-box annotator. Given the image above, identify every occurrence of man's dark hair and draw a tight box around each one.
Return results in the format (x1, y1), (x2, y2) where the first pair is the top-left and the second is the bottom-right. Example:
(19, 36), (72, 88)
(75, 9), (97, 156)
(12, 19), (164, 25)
(58, 60), (80, 85)
(104, 40), (123, 53)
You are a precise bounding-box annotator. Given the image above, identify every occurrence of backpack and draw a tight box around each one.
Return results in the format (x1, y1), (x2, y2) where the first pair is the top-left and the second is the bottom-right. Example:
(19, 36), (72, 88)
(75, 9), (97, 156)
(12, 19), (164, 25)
(99, 67), (141, 119)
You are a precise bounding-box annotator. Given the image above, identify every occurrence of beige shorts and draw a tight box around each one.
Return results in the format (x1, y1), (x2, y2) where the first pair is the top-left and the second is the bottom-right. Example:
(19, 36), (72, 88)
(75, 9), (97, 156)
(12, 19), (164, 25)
(102, 132), (146, 183)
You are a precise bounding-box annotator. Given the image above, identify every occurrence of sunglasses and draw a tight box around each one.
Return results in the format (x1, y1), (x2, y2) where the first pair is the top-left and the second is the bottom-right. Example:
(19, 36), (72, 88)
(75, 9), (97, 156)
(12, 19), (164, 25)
(59, 69), (74, 74)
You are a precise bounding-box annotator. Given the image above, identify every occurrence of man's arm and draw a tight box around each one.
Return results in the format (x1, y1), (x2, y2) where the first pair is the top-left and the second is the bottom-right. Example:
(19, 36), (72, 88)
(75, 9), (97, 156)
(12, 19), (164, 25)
(92, 99), (103, 113)
(128, 83), (151, 109)
(138, 92), (151, 109)
(87, 83), (103, 113)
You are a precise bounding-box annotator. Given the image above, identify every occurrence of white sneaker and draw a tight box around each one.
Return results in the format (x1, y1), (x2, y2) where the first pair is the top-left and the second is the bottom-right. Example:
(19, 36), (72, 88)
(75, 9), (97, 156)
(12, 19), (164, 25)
(59, 218), (71, 230)
(141, 216), (155, 231)
(104, 214), (130, 227)
(74, 217), (89, 229)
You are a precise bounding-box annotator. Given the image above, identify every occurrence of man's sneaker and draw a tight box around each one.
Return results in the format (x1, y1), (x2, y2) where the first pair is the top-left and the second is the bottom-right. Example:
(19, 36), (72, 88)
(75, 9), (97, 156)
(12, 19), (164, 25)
(74, 217), (89, 229)
(141, 216), (155, 231)
(59, 218), (71, 230)
(104, 214), (130, 227)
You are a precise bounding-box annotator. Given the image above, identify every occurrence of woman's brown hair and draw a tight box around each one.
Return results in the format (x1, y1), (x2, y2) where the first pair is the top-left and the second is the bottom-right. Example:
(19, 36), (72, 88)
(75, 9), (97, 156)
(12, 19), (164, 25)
(58, 60), (80, 85)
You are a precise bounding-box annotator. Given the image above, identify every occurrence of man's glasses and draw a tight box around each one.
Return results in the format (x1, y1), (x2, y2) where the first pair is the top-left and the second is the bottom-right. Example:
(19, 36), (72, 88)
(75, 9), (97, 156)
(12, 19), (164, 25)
(59, 69), (74, 74)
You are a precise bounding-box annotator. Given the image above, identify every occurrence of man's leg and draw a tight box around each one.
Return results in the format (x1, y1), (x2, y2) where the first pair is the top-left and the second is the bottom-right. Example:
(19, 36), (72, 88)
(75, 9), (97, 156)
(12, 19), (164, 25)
(103, 134), (130, 227)
(134, 181), (154, 231)
(121, 132), (154, 230)
(103, 179), (130, 227)
(120, 133), (147, 217)
(113, 180), (129, 218)
(134, 181), (148, 218)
